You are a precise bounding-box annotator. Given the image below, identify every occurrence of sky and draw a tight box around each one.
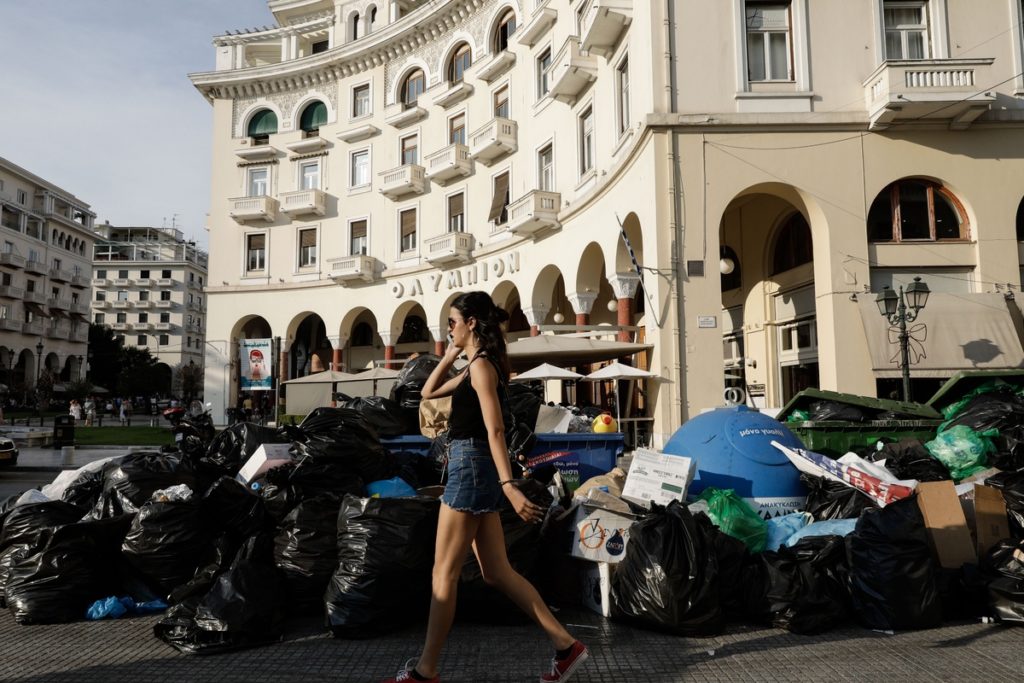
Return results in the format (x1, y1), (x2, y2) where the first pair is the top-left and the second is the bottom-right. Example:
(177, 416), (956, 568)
(0, 0), (277, 249)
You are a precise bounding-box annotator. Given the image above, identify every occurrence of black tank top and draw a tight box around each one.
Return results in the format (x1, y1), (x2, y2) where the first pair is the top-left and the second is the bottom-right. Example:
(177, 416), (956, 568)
(448, 355), (506, 440)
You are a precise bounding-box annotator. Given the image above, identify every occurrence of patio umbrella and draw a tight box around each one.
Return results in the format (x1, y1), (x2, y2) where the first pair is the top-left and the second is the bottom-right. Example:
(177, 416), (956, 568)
(583, 362), (660, 426)
(506, 335), (651, 371)
(512, 363), (583, 402)
(335, 366), (401, 396)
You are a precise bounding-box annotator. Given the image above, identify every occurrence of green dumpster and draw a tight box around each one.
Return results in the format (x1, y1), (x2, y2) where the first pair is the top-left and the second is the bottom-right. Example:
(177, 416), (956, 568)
(776, 388), (942, 458)
(926, 369), (1024, 419)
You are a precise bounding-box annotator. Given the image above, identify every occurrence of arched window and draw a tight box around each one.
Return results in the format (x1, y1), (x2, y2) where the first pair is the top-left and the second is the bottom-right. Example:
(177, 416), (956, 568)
(369, 6), (378, 30)
(246, 109), (278, 145)
(401, 69), (426, 108)
(771, 212), (813, 275)
(299, 100), (327, 136)
(447, 43), (472, 84)
(350, 12), (361, 41)
(1016, 197), (1024, 241)
(720, 245), (741, 291)
(494, 9), (517, 52)
(867, 179), (967, 242)
(352, 322), (374, 346)
(397, 315), (429, 344)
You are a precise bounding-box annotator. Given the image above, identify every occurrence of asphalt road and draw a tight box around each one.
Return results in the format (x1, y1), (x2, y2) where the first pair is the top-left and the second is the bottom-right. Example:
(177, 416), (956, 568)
(0, 470), (52, 500)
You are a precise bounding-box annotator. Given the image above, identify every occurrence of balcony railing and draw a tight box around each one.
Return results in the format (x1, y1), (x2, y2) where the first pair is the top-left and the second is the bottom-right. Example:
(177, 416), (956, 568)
(378, 164), (426, 199)
(425, 232), (475, 266)
(70, 327), (88, 343)
(110, 322), (131, 331)
(329, 254), (378, 284)
(548, 36), (597, 103)
(134, 321), (154, 331)
(24, 290), (46, 305)
(0, 285), (23, 299)
(507, 190), (562, 237)
(0, 252), (25, 268)
(112, 278), (131, 287)
(229, 195), (279, 223)
(48, 267), (73, 282)
(155, 300), (174, 308)
(24, 259), (47, 275)
(157, 278), (174, 286)
(863, 58), (996, 130)
(280, 188), (327, 217)
(91, 277), (109, 286)
(46, 320), (71, 339)
(154, 322), (173, 331)
(425, 143), (473, 183)
(134, 299), (153, 309)
(0, 318), (21, 332)
(111, 300), (134, 309)
(93, 299), (110, 309)
(70, 301), (90, 315)
(48, 297), (71, 311)
(469, 117), (518, 165)
(69, 274), (88, 288)
(579, 0), (633, 56)
(23, 319), (44, 335)
(134, 278), (155, 287)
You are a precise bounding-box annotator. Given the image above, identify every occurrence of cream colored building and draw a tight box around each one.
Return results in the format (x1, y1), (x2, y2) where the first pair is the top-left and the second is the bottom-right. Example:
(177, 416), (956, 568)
(90, 223), (208, 392)
(192, 0), (1024, 441)
(0, 156), (96, 395)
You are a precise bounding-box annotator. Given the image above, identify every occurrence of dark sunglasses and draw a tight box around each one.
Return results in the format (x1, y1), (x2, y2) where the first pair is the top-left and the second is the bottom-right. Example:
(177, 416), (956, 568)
(448, 316), (471, 328)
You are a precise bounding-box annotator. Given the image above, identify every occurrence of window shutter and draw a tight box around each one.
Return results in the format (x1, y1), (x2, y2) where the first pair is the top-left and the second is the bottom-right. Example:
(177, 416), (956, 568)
(299, 229), (317, 248)
(351, 220), (367, 239)
(400, 209), (417, 237)
(247, 110), (278, 136)
(300, 101), (328, 131)
(448, 193), (464, 217)
(488, 173), (510, 222)
(249, 234), (265, 250)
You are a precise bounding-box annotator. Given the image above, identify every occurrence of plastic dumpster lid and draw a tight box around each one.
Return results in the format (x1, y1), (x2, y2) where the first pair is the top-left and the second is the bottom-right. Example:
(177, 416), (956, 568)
(776, 388), (940, 421)
(926, 369), (1024, 412)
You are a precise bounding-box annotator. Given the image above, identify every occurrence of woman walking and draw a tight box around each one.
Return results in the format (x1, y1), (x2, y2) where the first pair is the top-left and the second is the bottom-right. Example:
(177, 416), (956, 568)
(383, 291), (588, 683)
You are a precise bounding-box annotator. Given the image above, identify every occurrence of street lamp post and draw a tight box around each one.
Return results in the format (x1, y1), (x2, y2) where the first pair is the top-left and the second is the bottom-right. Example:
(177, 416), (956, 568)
(876, 276), (931, 402)
(35, 339), (44, 419)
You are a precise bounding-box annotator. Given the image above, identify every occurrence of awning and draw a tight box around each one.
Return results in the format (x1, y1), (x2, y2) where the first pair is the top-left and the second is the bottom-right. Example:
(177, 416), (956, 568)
(69, 312), (88, 322)
(858, 293), (1024, 378)
(282, 370), (358, 385)
(506, 334), (652, 371)
(25, 302), (50, 318)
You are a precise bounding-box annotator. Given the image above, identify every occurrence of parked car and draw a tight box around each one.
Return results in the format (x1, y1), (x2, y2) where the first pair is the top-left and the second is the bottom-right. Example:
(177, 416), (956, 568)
(0, 433), (19, 467)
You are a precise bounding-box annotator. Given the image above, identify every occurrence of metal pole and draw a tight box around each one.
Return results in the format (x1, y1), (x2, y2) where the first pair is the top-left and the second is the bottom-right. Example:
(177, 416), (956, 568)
(898, 286), (911, 402)
(273, 336), (281, 426)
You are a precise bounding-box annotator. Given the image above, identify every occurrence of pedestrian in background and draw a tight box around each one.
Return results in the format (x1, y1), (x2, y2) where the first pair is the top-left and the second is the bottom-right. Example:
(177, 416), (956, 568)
(382, 291), (588, 683)
(119, 400), (128, 426)
(69, 399), (82, 424)
(84, 396), (96, 427)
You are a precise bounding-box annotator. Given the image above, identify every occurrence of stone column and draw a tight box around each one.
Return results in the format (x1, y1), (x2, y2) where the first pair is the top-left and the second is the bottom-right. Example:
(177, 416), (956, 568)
(522, 305), (549, 337)
(429, 326), (445, 356)
(327, 335), (345, 371)
(568, 292), (598, 330)
(379, 331), (395, 368)
(278, 344), (289, 383)
(609, 273), (641, 342)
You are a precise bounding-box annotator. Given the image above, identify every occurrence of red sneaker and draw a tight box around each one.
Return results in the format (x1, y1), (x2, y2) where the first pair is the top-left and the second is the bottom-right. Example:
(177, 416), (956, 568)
(381, 659), (439, 683)
(540, 641), (589, 683)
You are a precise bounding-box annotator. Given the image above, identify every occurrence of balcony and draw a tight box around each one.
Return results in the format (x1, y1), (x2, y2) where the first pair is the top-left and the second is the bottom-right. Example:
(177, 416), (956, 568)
(0, 318), (20, 332)
(863, 58), (996, 131)
(579, 0), (632, 57)
(134, 299), (153, 309)
(25, 259), (47, 275)
(48, 267), (72, 282)
(336, 124), (380, 143)
(46, 320), (70, 339)
(155, 300), (174, 309)
(111, 300), (134, 309)
(91, 277), (109, 286)
(507, 190), (561, 237)
(329, 254), (379, 284)
(0, 252), (25, 269)
(548, 37), (597, 103)
(24, 290), (46, 305)
(154, 322), (173, 331)
(518, 2), (557, 47)
(69, 274), (88, 288)
(477, 51), (516, 83)
(280, 188), (327, 217)
(188, 300), (203, 311)
(48, 297), (71, 311)
(425, 143), (472, 183)
(187, 279), (202, 290)
(134, 321), (154, 332)
(233, 143), (279, 162)
(110, 322), (131, 331)
(157, 278), (174, 286)
(469, 117), (518, 165)
(379, 164), (426, 199)
(134, 278), (154, 287)
(93, 299), (110, 309)
(113, 278), (131, 287)
(229, 195), (279, 223)
(425, 232), (475, 266)
(70, 327), (88, 343)
(384, 103), (428, 129)
(284, 136), (328, 155)
(0, 285), (22, 299)
(70, 301), (90, 315)
(23, 319), (44, 336)
(432, 81), (474, 109)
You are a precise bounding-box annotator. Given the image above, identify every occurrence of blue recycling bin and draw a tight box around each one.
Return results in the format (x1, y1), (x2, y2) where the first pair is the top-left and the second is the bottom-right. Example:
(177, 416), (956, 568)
(663, 405), (807, 518)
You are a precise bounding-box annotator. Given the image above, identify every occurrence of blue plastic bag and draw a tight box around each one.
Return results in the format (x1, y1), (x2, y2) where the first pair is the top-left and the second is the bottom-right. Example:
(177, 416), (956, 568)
(365, 477), (418, 498)
(765, 512), (813, 551)
(86, 596), (168, 620)
(784, 519), (858, 547)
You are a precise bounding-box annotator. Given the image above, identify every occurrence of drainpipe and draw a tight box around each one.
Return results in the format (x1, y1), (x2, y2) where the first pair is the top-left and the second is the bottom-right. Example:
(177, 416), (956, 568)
(666, 0), (687, 425)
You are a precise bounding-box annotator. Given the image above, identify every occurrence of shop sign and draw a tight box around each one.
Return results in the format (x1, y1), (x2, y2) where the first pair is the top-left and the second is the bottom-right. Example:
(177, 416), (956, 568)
(391, 251), (520, 298)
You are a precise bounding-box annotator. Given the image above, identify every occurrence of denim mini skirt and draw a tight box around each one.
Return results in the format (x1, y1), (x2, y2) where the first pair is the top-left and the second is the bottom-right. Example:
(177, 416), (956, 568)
(441, 437), (502, 514)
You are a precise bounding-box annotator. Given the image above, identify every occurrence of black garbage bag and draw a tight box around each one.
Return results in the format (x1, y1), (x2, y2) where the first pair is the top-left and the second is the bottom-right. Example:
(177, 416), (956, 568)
(712, 529), (764, 622)
(167, 535), (237, 606)
(122, 495), (211, 596)
(338, 396), (415, 438)
(203, 422), (287, 475)
(981, 538), (1024, 623)
(60, 459), (128, 510)
(943, 390), (1024, 471)
(391, 354), (455, 410)
(268, 446), (366, 501)
(846, 496), (941, 631)
(935, 564), (989, 622)
(258, 477), (302, 526)
(808, 401), (866, 422)
(507, 383), (543, 431)
(801, 474), (877, 521)
(869, 439), (950, 482)
(457, 480), (553, 623)
(392, 451), (443, 490)
(0, 501), (86, 608)
(610, 501), (723, 636)
(758, 535), (850, 634)
(985, 471), (1024, 540)
(326, 494), (440, 638)
(290, 408), (392, 484)
(273, 493), (342, 613)
(154, 533), (285, 655)
(201, 476), (267, 541)
(6, 517), (130, 624)
(91, 452), (196, 519)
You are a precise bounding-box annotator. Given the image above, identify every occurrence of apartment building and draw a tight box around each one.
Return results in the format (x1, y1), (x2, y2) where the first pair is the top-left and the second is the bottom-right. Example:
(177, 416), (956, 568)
(0, 156), (95, 395)
(191, 0), (1024, 441)
(91, 223), (208, 391)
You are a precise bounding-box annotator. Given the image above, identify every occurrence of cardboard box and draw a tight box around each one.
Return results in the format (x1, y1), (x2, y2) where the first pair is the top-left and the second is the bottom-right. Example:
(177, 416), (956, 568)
(570, 503), (636, 564)
(580, 560), (615, 617)
(235, 443), (293, 484)
(916, 480), (1010, 568)
(621, 447), (695, 508)
(971, 484), (1011, 558)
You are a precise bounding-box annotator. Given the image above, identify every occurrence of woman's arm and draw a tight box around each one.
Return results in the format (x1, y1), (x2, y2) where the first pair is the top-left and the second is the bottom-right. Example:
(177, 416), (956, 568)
(473, 362), (545, 523)
(420, 345), (467, 400)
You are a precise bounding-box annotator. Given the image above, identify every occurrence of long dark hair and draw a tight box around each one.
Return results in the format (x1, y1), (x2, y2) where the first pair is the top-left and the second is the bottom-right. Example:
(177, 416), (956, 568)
(453, 291), (511, 380)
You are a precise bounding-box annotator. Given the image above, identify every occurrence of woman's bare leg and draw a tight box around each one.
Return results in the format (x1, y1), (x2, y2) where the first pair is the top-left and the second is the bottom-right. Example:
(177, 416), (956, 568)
(416, 504), (482, 678)
(472, 512), (575, 649)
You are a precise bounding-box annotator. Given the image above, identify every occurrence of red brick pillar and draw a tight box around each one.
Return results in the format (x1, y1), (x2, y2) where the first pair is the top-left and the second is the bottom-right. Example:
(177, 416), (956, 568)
(332, 347), (343, 371)
(380, 332), (395, 368)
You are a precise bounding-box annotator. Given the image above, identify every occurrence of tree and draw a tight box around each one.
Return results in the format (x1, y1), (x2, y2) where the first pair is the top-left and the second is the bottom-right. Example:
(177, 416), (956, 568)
(174, 362), (204, 403)
(35, 369), (56, 410)
(117, 347), (162, 397)
(65, 379), (94, 403)
(87, 323), (123, 392)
